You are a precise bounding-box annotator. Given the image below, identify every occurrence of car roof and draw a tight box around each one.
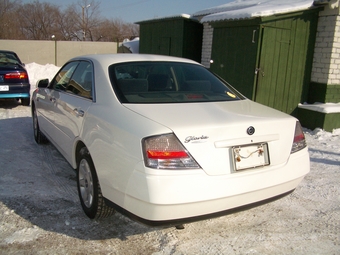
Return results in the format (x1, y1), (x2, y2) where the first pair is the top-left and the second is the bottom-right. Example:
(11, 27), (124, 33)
(69, 54), (200, 66)
(0, 50), (17, 54)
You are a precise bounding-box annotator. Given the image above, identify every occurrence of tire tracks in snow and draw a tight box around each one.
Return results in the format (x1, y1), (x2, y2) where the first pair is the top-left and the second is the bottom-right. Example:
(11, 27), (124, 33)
(38, 144), (78, 202)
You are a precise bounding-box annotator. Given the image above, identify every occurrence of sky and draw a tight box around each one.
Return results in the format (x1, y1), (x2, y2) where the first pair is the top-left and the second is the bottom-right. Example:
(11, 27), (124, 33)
(21, 0), (233, 23)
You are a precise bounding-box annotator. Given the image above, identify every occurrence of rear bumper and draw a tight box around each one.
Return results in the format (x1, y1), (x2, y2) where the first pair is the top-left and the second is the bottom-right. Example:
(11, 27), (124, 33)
(105, 147), (310, 223)
(0, 83), (30, 99)
(0, 93), (30, 99)
(105, 189), (295, 226)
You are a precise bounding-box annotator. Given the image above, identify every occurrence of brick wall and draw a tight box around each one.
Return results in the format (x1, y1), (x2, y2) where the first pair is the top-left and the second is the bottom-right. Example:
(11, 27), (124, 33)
(309, 5), (340, 104)
(311, 15), (340, 84)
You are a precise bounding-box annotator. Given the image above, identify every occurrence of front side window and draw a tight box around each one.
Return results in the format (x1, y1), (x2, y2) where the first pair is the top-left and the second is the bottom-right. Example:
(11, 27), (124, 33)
(49, 61), (93, 99)
(66, 61), (93, 99)
(50, 61), (79, 91)
(109, 62), (243, 104)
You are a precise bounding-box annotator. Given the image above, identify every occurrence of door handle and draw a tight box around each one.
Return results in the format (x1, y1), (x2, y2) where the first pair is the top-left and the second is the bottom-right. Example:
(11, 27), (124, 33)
(73, 108), (84, 117)
(252, 30), (256, 43)
(255, 68), (265, 77)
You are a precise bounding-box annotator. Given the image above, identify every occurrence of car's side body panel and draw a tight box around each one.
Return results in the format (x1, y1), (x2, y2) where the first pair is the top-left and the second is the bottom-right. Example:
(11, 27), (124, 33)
(34, 88), (58, 143)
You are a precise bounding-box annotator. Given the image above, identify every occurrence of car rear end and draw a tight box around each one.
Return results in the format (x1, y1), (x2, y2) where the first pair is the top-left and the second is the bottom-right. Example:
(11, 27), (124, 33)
(121, 102), (309, 223)
(0, 51), (30, 105)
(101, 56), (310, 224)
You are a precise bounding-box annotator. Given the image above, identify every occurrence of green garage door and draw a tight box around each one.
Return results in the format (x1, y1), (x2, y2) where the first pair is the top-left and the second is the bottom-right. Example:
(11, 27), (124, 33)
(255, 24), (293, 113)
(255, 14), (317, 116)
(210, 26), (259, 99)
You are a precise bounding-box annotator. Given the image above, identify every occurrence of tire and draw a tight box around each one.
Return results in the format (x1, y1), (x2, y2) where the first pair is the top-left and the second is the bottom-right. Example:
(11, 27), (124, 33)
(22, 97), (30, 106)
(77, 147), (115, 219)
(32, 106), (48, 144)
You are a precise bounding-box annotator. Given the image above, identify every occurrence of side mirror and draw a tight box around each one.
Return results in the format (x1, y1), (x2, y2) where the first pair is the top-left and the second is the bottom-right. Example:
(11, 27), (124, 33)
(37, 79), (49, 88)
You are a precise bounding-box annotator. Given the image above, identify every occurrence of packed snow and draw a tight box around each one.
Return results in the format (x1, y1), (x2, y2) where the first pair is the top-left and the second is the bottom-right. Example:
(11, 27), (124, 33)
(0, 62), (339, 254)
(194, 0), (315, 22)
(299, 102), (340, 114)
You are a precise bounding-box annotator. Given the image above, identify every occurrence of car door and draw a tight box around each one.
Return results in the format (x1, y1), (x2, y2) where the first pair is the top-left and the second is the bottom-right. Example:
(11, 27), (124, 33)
(51, 61), (94, 163)
(35, 61), (79, 144)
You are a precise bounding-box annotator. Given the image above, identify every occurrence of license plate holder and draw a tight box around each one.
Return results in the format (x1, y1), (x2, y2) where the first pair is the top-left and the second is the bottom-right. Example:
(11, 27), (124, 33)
(0, 85), (9, 91)
(232, 143), (269, 171)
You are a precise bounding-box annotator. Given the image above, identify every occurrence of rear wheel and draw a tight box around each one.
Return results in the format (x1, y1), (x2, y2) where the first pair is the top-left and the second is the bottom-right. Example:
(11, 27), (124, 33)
(22, 97), (30, 106)
(32, 106), (48, 144)
(77, 147), (115, 219)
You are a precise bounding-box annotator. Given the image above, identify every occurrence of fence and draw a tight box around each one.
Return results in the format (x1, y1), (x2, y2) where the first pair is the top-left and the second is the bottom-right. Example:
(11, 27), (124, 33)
(0, 40), (119, 67)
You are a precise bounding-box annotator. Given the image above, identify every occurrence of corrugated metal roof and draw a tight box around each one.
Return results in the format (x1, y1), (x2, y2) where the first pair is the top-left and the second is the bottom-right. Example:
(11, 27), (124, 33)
(193, 0), (316, 23)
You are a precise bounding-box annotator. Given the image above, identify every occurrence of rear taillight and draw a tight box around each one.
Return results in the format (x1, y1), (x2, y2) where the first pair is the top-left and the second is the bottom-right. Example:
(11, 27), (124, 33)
(143, 134), (200, 169)
(4, 72), (28, 80)
(291, 121), (307, 154)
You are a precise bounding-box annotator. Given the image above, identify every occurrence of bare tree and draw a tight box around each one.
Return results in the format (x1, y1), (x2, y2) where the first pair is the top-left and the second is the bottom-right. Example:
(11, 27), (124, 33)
(17, 1), (60, 40)
(0, 0), (139, 41)
(66, 0), (103, 41)
(55, 8), (80, 41)
(0, 0), (21, 39)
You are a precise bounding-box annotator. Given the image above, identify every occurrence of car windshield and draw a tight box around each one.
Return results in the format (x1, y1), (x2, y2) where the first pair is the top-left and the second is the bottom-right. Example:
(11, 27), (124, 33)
(109, 61), (243, 103)
(0, 52), (21, 65)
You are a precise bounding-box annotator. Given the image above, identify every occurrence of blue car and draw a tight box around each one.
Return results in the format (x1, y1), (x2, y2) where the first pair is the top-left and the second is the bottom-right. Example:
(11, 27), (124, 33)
(0, 50), (30, 106)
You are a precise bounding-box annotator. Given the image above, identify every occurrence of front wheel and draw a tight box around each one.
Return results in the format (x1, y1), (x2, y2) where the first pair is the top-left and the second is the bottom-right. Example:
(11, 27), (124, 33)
(77, 148), (115, 219)
(32, 106), (48, 144)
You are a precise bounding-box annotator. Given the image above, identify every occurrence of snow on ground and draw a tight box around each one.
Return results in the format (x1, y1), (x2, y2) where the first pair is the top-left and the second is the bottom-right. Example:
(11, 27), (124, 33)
(0, 63), (339, 254)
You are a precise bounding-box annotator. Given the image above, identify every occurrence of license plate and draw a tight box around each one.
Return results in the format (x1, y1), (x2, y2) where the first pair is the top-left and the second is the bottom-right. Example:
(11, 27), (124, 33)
(233, 143), (269, 171)
(0, 85), (9, 91)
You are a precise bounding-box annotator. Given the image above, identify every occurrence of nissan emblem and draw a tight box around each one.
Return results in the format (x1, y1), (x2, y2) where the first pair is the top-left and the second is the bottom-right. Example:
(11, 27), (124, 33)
(247, 126), (255, 135)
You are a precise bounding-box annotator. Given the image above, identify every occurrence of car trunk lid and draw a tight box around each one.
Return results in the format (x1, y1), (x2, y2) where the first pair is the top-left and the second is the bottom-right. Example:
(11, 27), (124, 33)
(124, 100), (296, 176)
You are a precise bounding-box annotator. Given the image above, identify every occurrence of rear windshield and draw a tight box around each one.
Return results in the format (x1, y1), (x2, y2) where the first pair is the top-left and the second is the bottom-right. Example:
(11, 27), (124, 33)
(109, 61), (242, 104)
(0, 52), (22, 65)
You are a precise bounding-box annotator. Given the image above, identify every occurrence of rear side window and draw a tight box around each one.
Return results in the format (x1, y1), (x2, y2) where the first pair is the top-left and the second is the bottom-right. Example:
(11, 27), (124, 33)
(109, 62), (242, 104)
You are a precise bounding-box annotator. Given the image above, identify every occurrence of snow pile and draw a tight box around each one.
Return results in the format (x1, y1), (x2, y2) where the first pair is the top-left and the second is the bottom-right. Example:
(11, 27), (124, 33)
(26, 62), (60, 92)
(120, 37), (140, 53)
(194, 0), (315, 22)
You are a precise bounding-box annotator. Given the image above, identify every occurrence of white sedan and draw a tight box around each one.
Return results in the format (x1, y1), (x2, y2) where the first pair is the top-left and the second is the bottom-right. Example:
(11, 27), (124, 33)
(31, 54), (309, 225)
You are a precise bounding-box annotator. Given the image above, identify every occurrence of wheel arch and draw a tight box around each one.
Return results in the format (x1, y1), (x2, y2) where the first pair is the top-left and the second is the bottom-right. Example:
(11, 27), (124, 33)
(74, 141), (88, 169)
